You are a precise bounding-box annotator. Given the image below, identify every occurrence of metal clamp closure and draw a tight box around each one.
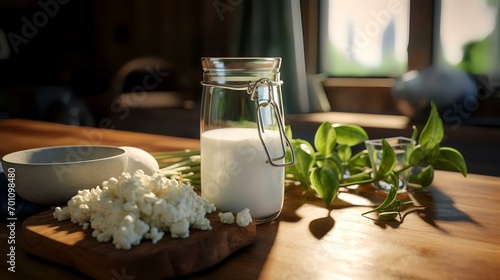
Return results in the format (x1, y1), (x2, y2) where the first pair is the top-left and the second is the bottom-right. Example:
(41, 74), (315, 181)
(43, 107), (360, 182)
(201, 78), (294, 167)
(247, 78), (294, 167)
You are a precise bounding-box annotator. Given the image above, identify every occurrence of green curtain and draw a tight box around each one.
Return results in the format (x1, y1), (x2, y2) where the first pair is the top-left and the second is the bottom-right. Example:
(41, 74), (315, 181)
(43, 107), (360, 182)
(235, 0), (310, 114)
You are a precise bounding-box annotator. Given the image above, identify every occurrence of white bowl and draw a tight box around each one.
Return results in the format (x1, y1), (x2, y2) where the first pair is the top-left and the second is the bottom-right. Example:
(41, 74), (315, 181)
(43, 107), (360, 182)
(1, 145), (127, 206)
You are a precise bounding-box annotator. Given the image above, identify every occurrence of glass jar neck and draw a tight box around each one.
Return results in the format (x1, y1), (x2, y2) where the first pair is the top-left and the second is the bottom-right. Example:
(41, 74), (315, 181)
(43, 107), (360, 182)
(201, 57), (281, 84)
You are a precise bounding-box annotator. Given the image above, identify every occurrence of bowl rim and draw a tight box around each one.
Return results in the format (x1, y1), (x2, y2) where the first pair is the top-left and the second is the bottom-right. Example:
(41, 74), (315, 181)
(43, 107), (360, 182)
(1, 145), (127, 166)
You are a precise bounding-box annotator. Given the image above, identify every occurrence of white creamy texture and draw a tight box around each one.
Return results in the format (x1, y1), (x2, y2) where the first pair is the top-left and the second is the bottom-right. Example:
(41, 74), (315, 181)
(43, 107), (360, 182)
(218, 212), (235, 224)
(219, 209), (253, 227)
(236, 208), (252, 227)
(201, 128), (284, 219)
(53, 170), (216, 250)
(120, 146), (159, 175)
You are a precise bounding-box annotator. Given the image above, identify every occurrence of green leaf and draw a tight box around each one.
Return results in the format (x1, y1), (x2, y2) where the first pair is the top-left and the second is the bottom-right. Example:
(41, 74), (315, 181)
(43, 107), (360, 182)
(419, 101), (444, 153)
(408, 164), (434, 186)
(310, 167), (340, 206)
(387, 171), (400, 192)
(349, 150), (370, 166)
(337, 144), (352, 163)
(424, 145), (441, 163)
(342, 172), (372, 184)
(314, 121), (336, 157)
(377, 199), (414, 221)
(374, 139), (397, 180)
(408, 146), (426, 165)
(378, 211), (399, 221)
(362, 171), (398, 216)
(430, 147), (468, 177)
(348, 150), (370, 174)
(409, 145), (440, 165)
(323, 155), (344, 180)
(333, 124), (369, 146)
(286, 139), (316, 189)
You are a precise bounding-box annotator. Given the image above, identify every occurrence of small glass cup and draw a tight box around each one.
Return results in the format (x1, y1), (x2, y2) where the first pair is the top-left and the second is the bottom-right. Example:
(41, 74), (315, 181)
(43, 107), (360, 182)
(365, 137), (416, 194)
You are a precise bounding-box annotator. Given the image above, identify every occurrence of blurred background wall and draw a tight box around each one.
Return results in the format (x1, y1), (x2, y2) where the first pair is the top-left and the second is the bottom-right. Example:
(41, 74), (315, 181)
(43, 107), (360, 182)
(1, 0), (500, 176)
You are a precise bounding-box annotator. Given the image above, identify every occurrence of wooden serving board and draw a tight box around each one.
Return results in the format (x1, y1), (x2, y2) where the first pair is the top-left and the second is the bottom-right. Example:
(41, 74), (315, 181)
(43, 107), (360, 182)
(22, 210), (256, 280)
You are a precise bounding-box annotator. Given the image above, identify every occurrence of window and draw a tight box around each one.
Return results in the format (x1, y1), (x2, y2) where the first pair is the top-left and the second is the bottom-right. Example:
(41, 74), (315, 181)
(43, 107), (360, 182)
(435, 0), (499, 75)
(319, 0), (410, 77)
(318, 0), (499, 77)
(302, 0), (500, 115)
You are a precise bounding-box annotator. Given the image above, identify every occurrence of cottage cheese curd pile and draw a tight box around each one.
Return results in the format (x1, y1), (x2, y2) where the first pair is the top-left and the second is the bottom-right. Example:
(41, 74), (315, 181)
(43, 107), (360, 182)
(53, 170), (220, 250)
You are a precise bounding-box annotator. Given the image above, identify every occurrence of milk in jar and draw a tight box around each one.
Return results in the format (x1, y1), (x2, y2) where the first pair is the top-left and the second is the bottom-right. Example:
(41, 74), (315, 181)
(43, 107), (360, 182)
(201, 127), (284, 219)
(200, 57), (293, 224)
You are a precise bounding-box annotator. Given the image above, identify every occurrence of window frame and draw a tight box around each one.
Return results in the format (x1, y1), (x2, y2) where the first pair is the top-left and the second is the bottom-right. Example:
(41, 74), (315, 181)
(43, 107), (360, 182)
(301, 0), (435, 114)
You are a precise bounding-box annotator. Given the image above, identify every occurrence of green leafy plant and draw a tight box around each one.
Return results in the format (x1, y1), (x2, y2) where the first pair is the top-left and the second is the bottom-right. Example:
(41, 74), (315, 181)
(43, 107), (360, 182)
(285, 101), (467, 220)
(154, 101), (467, 221)
(155, 149), (201, 186)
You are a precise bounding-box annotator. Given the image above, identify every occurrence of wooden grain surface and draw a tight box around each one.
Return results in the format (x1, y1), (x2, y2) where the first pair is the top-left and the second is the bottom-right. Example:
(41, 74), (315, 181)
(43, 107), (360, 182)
(1, 119), (500, 280)
(21, 210), (256, 280)
(0, 118), (199, 156)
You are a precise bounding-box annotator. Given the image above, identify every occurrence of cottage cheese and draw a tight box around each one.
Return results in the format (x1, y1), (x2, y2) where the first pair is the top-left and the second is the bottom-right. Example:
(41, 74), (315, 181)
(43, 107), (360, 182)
(218, 212), (235, 224)
(53, 169), (216, 250)
(217, 209), (253, 227)
(236, 208), (252, 227)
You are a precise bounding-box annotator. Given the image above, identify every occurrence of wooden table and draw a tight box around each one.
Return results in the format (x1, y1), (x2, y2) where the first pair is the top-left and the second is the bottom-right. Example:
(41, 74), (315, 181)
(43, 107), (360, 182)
(1, 118), (500, 279)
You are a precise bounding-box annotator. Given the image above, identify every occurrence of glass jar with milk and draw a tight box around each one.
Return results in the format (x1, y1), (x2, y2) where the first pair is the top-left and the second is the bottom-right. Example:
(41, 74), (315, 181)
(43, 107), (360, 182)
(200, 57), (294, 224)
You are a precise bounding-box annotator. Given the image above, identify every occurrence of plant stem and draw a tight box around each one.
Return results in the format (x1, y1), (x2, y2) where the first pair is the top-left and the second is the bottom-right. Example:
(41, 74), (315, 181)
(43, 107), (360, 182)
(153, 149), (200, 158)
(396, 165), (414, 174)
(340, 178), (375, 187)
